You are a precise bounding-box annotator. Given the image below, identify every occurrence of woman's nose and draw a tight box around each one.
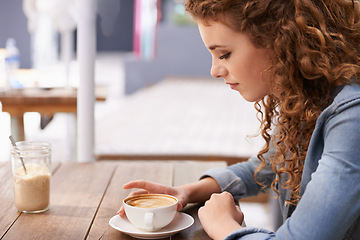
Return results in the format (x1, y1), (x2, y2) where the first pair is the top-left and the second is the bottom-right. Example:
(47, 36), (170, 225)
(210, 62), (227, 79)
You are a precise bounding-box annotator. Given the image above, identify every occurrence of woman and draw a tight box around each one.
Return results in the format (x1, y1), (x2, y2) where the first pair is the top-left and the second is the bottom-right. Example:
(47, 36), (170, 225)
(119, 0), (360, 239)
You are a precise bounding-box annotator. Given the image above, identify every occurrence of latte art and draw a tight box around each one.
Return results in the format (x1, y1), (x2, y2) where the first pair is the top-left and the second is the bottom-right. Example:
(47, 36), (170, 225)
(126, 194), (177, 208)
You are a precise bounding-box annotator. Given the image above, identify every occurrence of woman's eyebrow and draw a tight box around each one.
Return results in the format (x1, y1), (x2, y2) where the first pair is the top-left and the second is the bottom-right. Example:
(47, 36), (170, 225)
(208, 44), (226, 50)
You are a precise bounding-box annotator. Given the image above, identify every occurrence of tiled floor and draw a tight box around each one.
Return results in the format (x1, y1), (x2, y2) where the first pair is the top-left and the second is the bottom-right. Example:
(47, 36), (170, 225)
(95, 77), (265, 162)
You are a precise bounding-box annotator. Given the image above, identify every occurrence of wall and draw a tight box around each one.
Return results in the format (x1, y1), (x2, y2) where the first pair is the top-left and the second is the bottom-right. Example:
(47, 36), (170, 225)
(0, 0), (32, 68)
(0, 0), (134, 69)
(96, 0), (133, 51)
(124, 23), (212, 94)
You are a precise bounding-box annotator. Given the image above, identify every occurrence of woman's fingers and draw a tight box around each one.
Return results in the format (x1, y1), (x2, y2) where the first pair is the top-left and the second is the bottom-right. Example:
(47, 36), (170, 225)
(177, 202), (183, 211)
(127, 190), (149, 197)
(117, 206), (125, 217)
(123, 180), (165, 193)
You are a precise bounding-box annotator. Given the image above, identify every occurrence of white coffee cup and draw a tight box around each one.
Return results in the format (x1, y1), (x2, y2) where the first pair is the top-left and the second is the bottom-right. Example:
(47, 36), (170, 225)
(123, 194), (178, 231)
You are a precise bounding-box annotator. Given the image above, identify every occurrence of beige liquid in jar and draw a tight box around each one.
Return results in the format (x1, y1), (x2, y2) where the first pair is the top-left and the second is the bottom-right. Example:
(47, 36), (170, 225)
(14, 163), (50, 213)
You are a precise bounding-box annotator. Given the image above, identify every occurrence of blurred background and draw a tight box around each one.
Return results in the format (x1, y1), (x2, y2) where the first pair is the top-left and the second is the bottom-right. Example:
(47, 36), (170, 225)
(0, 0), (264, 163)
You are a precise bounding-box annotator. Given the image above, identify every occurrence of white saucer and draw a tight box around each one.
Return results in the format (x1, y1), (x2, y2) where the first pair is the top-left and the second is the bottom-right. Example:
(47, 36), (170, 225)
(109, 212), (194, 239)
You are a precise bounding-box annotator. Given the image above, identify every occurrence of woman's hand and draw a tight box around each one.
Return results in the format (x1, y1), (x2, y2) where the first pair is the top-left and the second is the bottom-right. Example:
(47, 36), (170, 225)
(198, 192), (244, 240)
(117, 180), (189, 217)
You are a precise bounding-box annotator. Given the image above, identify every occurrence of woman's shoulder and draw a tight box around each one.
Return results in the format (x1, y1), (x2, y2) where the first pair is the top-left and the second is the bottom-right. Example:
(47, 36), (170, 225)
(316, 83), (360, 126)
(325, 83), (360, 112)
(332, 83), (360, 106)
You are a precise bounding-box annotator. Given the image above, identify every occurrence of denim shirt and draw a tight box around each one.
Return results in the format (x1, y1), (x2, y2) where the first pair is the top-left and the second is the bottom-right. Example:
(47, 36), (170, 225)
(202, 84), (360, 239)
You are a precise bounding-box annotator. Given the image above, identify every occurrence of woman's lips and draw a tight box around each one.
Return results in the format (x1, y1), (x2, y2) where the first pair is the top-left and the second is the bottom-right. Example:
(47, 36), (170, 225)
(226, 82), (239, 90)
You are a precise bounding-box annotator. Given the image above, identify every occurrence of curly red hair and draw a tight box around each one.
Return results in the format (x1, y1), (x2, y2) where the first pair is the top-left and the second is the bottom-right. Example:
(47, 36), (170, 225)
(186, 0), (360, 205)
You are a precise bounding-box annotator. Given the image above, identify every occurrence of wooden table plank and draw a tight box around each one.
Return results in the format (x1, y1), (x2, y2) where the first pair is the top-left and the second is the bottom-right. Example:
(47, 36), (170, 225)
(0, 162), (61, 239)
(2, 162), (115, 240)
(0, 162), (20, 238)
(172, 161), (227, 240)
(0, 87), (107, 106)
(174, 203), (209, 240)
(86, 161), (173, 240)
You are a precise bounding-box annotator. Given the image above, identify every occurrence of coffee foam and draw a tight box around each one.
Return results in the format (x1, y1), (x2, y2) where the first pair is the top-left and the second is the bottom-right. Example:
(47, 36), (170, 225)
(126, 195), (177, 208)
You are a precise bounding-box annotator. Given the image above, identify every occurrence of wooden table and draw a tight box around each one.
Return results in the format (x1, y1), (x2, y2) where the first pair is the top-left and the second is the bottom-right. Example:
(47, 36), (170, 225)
(0, 86), (107, 141)
(0, 160), (227, 239)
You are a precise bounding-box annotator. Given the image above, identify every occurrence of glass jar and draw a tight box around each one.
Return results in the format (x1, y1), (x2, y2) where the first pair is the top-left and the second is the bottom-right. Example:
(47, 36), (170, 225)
(11, 141), (51, 213)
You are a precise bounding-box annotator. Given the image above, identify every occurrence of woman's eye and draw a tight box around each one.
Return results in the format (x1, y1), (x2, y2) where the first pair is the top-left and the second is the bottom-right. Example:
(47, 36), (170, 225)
(219, 52), (231, 60)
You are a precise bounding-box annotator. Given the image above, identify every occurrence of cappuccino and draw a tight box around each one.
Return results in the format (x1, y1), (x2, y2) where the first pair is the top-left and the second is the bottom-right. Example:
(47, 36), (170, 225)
(125, 194), (177, 208)
(123, 194), (179, 231)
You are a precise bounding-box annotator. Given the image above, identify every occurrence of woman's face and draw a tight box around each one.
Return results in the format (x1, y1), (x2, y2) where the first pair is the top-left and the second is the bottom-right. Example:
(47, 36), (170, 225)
(198, 20), (273, 102)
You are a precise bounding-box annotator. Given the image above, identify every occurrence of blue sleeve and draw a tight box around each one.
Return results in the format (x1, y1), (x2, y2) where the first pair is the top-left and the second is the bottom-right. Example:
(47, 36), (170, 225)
(224, 227), (275, 240)
(201, 142), (276, 200)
